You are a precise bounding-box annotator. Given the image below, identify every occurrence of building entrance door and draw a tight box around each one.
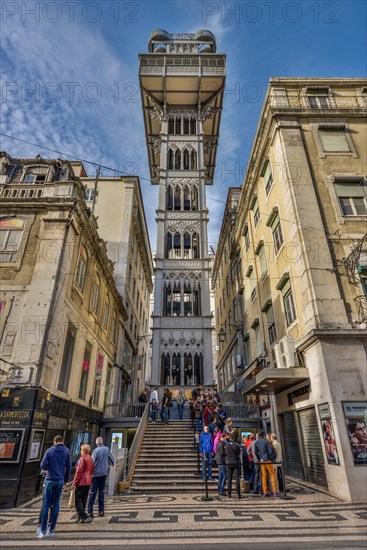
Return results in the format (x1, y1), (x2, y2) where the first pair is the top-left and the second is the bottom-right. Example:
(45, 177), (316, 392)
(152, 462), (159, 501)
(298, 407), (327, 487)
(279, 411), (304, 479)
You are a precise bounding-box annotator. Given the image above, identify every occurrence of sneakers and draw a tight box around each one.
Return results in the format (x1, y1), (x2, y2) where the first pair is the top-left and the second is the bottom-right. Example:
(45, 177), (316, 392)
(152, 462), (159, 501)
(36, 526), (42, 536)
(46, 528), (54, 537)
(37, 531), (46, 539)
(274, 491), (281, 497)
(98, 512), (104, 517)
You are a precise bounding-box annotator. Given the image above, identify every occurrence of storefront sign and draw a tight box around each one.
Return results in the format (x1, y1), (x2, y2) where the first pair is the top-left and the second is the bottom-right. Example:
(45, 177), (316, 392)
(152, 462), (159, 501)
(0, 409), (31, 426)
(318, 404), (340, 466)
(27, 429), (45, 462)
(287, 385), (310, 406)
(0, 428), (25, 463)
(343, 401), (367, 466)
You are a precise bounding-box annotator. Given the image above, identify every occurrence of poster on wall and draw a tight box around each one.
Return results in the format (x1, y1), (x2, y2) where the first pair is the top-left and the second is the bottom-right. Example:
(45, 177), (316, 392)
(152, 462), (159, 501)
(0, 428), (25, 463)
(27, 429), (45, 462)
(343, 402), (367, 465)
(318, 404), (340, 465)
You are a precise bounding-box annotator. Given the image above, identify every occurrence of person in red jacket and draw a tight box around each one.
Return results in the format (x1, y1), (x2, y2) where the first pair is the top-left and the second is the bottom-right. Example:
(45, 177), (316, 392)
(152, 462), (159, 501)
(73, 444), (94, 523)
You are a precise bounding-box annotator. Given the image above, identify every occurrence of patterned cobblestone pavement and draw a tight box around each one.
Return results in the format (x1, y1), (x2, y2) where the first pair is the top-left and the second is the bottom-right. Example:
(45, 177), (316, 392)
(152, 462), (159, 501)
(1, 482), (366, 548)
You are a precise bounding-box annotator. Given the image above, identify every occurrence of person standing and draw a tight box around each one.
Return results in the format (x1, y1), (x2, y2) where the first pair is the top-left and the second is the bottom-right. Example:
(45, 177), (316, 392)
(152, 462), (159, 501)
(271, 433), (284, 491)
(193, 397), (203, 432)
(176, 389), (185, 420)
(150, 387), (159, 404)
(225, 434), (241, 499)
(73, 444), (94, 524)
(199, 425), (214, 481)
(87, 437), (115, 518)
(160, 388), (171, 424)
(38, 435), (71, 539)
(215, 433), (227, 496)
(254, 431), (279, 497)
(137, 390), (148, 416)
(150, 399), (158, 424)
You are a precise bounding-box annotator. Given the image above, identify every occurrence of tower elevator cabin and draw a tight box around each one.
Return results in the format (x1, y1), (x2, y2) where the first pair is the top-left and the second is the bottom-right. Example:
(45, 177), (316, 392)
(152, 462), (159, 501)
(139, 30), (226, 390)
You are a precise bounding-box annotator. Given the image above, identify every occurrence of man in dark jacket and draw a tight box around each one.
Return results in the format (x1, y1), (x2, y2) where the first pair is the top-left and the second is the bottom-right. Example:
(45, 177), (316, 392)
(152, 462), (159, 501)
(225, 434), (241, 499)
(215, 434), (227, 496)
(39, 435), (71, 538)
(199, 425), (214, 480)
(254, 431), (279, 497)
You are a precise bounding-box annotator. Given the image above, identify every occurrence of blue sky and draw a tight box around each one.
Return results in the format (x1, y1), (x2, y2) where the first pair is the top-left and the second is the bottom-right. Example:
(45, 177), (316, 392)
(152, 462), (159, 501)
(1, 0), (366, 250)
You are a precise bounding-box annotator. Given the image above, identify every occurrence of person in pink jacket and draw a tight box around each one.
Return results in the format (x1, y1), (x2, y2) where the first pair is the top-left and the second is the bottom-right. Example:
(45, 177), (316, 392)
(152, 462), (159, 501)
(73, 444), (94, 524)
(213, 429), (223, 453)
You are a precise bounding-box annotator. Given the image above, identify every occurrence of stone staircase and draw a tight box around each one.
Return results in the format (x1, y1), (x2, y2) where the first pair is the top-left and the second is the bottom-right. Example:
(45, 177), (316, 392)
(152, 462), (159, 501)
(132, 419), (218, 493)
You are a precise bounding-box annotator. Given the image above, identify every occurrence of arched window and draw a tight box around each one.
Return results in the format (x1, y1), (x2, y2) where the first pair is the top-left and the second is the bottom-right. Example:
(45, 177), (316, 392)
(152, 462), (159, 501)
(191, 186), (198, 211)
(161, 353), (170, 385)
(166, 232), (173, 258)
(194, 353), (203, 385)
(173, 232), (181, 258)
(190, 117), (196, 134)
(183, 149), (190, 170)
(168, 117), (175, 134)
(172, 284), (181, 316)
(183, 232), (191, 258)
(183, 283), (192, 316)
(166, 185), (173, 210)
(164, 284), (172, 316)
(172, 353), (181, 385)
(174, 186), (181, 210)
(183, 117), (190, 134)
(168, 149), (174, 170)
(0, 217), (25, 262)
(190, 150), (197, 170)
(75, 243), (89, 293)
(184, 354), (193, 385)
(183, 186), (191, 210)
(192, 232), (200, 259)
(174, 149), (181, 170)
(175, 117), (181, 134)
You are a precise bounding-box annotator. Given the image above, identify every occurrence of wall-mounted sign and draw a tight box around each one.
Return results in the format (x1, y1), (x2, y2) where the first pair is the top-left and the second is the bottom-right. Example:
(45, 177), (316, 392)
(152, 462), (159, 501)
(343, 401), (367, 466)
(27, 429), (45, 462)
(0, 428), (25, 463)
(318, 404), (340, 466)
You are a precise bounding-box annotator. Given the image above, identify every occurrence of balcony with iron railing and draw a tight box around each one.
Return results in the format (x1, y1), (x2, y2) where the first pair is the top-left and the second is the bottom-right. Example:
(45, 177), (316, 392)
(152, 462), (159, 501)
(269, 93), (366, 112)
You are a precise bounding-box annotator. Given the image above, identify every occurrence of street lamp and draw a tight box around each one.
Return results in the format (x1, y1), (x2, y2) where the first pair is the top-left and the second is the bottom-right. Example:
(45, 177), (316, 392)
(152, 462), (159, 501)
(218, 328), (226, 342)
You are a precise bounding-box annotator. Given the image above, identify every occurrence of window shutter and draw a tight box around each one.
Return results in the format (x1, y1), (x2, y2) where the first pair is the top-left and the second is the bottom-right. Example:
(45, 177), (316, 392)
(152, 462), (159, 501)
(319, 129), (350, 152)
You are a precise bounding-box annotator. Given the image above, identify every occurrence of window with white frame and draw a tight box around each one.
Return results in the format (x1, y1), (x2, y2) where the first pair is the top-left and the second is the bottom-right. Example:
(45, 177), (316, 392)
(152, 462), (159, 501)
(0, 217), (24, 262)
(254, 324), (262, 356)
(270, 214), (283, 254)
(247, 266), (256, 302)
(262, 160), (274, 195)
(280, 279), (297, 326)
(23, 166), (48, 184)
(257, 243), (267, 278)
(75, 243), (89, 292)
(334, 179), (367, 216)
(265, 304), (277, 345)
(90, 274), (100, 313)
(306, 87), (330, 109)
(85, 188), (94, 201)
(254, 203), (260, 227)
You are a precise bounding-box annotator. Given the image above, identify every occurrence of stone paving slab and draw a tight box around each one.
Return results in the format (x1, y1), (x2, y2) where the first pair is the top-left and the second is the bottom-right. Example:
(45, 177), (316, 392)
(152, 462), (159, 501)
(1, 482), (366, 548)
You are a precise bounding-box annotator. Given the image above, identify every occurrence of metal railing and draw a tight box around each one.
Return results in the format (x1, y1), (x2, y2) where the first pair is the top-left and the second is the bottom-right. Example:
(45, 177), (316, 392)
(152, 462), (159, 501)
(125, 403), (150, 485)
(104, 402), (146, 419)
(355, 295), (367, 323)
(221, 403), (260, 419)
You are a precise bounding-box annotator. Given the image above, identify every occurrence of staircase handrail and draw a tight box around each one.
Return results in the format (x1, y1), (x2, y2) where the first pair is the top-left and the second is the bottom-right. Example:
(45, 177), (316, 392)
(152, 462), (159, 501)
(125, 402), (149, 485)
(221, 402), (260, 419)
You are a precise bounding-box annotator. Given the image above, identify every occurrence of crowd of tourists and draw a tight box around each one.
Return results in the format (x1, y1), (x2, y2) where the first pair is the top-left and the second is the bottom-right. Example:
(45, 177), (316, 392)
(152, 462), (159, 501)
(36, 435), (114, 539)
(148, 384), (283, 498)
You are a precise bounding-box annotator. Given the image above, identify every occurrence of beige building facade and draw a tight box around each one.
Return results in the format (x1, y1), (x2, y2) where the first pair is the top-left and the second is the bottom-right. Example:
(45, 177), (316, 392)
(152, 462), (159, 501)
(0, 153), (128, 507)
(214, 79), (367, 501)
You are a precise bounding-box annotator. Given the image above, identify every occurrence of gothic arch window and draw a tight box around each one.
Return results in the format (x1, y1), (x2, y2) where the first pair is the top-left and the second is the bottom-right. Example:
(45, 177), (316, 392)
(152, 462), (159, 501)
(172, 353), (181, 385)
(161, 353), (170, 385)
(183, 117), (190, 135)
(183, 186), (191, 210)
(192, 232), (200, 259)
(183, 149), (190, 170)
(184, 353), (193, 385)
(173, 232), (181, 258)
(191, 186), (198, 210)
(174, 186), (181, 210)
(175, 116), (181, 134)
(165, 232), (173, 258)
(190, 117), (196, 135)
(174, 149), (181, 170)
(194, 353), (203, 385)
(168, 149), (174, 170)
(167, 185), (173, 210)
(172, 284), (181, 316)
(168, 117), (175, 134)
(183, 232), (191, 258)
(190, 150), (197, 170)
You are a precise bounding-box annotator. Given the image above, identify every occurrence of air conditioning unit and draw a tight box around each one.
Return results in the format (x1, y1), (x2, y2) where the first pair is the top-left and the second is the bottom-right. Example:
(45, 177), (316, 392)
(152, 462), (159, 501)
(275, 337), (299, 368)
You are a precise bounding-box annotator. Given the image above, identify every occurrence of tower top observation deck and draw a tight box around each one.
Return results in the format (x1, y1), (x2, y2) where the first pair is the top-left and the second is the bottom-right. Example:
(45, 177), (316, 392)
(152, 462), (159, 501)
(139, 30), (226, 184)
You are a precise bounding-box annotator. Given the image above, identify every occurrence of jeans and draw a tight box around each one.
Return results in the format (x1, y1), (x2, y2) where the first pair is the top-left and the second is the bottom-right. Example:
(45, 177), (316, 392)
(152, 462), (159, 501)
(201, 452), (212, 480)
(88, 476), (107, 515)
(217, 464), (228, 494)
(253, 462), (261, 493)
(75, 485), (90, 520)
(227, 465), (241, 497)
(177, 404), (184, 420)
(195, 418), (203, 432)
(160, 407), (168, 423)
(150, 411), (157, 423)
(41, 479), (64, 533)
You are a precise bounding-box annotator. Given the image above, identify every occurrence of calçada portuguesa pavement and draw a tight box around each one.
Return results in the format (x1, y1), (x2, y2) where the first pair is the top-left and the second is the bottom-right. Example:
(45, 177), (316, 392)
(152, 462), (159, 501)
(1, 480), (366, 550)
